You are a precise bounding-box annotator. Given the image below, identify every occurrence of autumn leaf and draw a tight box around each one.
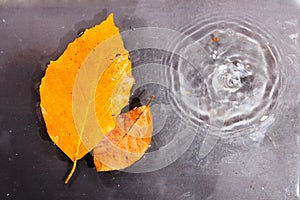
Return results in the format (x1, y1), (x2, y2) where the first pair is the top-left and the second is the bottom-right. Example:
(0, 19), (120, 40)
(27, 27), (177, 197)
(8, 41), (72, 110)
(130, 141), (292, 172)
(93, 96), (154, 171)
(39, 13), (134, 183)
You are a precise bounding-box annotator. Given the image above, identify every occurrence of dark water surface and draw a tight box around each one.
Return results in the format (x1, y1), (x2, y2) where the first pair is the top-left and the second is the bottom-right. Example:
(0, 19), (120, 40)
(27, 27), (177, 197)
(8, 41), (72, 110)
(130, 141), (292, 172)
(1, 1), (300, 199)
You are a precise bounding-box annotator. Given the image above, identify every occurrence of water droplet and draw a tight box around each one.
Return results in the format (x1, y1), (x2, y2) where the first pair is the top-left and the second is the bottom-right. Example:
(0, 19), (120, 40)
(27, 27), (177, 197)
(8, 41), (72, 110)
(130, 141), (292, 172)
(289, 33), (299, 42)
(226, 28), (235, 36)
(77, 28), (85, 37)
(211, 53), (217, 60)
(116, 57), (122, 63)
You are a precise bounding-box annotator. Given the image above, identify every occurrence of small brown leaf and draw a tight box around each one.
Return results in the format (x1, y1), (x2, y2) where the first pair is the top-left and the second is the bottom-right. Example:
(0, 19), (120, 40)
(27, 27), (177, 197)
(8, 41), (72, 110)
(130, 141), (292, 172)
(93, 97), (154, 171)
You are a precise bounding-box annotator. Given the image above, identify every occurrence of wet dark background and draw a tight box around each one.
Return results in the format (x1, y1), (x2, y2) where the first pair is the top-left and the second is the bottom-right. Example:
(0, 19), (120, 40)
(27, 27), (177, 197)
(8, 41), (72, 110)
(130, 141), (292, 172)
(1, 0), (300, 199)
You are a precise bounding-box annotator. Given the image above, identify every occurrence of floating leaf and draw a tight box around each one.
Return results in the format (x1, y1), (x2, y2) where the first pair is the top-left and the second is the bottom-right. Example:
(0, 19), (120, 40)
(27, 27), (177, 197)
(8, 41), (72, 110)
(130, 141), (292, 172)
(39, 13), (134, 183)
(93, 96), (154, 171)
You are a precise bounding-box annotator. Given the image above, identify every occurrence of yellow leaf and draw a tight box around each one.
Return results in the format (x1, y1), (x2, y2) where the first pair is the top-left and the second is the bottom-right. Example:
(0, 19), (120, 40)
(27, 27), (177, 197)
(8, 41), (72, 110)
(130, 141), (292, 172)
(39, 13), (134, 183)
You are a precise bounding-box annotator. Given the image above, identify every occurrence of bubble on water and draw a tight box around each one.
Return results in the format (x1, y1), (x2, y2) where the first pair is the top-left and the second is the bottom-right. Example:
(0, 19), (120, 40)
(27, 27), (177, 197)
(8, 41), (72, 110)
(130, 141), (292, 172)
(166, 15), (282, 138)
(289, 33), (299, 43)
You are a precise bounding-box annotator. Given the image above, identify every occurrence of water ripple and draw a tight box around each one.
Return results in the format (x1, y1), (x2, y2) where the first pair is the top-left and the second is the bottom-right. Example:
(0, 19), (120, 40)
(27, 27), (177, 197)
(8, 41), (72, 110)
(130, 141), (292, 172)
(167, 15), (283, 138)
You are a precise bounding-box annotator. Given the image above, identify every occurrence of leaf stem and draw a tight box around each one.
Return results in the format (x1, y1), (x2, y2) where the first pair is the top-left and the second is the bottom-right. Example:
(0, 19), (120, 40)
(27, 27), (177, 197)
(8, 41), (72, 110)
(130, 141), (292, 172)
(64, 139), (81, 184)
(146, 95), (154, 106)
(64, 160), (77, 184)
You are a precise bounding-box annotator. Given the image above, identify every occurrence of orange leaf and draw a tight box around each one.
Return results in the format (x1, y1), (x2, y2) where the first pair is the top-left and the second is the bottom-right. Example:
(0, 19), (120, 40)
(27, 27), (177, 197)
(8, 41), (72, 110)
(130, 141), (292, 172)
(39, 14), (134, 183)
(93, 97), (153, 171)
